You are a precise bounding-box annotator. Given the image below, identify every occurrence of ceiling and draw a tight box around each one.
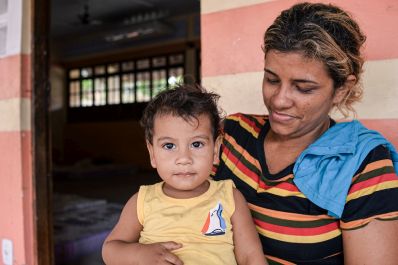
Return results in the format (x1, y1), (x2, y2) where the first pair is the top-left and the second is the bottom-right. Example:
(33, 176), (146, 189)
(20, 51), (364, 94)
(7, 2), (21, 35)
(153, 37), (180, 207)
(50, 0), (200, 62)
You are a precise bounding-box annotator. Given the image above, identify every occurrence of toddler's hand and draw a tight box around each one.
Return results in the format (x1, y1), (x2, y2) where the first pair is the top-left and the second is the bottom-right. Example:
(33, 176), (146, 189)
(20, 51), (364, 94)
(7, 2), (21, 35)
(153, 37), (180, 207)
(137, 241), (183, 265)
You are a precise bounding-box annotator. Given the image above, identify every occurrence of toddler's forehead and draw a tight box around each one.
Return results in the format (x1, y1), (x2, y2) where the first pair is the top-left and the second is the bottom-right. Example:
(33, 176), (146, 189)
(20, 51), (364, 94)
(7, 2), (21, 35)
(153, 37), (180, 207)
(153, 113), (212, 131)
(155, 112), (210, 124)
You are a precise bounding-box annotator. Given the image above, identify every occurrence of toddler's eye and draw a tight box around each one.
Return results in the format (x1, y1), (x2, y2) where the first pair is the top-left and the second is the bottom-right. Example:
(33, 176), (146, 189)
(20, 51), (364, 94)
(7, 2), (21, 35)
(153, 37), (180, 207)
(162, 143), (176, 150)
(191, 141), (204, 148)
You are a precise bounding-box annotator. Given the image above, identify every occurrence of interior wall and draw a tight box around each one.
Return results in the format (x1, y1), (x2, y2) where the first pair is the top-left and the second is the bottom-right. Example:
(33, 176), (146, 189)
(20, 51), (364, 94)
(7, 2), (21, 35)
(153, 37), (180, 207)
(0, 0), (35, 264)
(49, 12), (201, 171)
(62, 120), (150, 169)
(50, 65), (67, 163)
(201, 0), (398, 147)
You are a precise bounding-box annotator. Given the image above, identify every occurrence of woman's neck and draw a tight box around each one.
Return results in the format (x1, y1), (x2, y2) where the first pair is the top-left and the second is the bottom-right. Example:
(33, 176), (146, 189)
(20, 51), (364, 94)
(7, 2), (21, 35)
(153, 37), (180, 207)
(266, 118), (330, 152)
(264, 119), (331, 174)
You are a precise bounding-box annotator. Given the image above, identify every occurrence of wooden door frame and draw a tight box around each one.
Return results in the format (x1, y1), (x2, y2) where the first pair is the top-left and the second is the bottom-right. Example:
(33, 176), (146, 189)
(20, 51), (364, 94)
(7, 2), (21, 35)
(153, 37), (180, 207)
(32, 0), (53, 264)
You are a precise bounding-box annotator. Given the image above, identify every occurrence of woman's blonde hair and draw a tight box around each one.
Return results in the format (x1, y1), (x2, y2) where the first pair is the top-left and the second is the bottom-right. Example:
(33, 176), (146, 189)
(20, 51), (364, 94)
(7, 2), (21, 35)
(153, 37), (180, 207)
(263, 2), (366, 117)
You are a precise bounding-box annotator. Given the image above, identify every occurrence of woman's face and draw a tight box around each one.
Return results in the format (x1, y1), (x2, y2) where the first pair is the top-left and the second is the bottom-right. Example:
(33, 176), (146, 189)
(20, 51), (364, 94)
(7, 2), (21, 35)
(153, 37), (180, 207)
(262, 50), (345, 139)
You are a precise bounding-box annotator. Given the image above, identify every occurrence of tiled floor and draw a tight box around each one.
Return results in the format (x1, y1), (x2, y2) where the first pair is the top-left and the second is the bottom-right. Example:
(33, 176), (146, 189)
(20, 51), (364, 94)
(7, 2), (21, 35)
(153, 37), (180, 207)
(72, 250), (104, 265)
(53, 169), (161, 265)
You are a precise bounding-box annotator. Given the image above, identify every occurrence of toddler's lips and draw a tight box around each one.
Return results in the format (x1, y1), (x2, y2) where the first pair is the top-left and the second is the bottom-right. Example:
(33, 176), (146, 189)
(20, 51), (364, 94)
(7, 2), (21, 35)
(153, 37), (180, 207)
(174, 172), (195, 177)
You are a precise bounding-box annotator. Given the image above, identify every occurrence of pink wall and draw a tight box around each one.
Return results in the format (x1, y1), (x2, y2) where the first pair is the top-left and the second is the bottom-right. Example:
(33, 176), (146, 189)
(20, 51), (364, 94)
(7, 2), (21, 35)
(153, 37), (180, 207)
(0, 53), (35, 265)
(361, 120), (398, 149)
(201, 0), (398, 77)
(0, 55), (31, 98)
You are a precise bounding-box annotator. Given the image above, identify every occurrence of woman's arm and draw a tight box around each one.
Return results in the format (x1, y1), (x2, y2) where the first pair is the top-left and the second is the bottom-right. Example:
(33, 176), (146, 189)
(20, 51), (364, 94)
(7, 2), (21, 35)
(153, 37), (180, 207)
(341, 145), (398, 264)
(231, 188), (268, 265)
(343, 219), (398, 264)
(102, 193), (183, 265)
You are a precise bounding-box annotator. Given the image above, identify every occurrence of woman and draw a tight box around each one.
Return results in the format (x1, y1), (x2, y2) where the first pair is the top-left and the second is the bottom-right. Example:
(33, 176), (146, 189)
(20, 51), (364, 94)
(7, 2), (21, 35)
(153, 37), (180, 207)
(214, 2), (398, 264)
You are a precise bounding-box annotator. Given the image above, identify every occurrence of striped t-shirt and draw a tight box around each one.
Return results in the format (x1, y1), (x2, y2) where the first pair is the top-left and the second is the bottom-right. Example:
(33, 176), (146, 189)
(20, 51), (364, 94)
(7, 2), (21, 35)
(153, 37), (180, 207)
(213, 113), (398, 265)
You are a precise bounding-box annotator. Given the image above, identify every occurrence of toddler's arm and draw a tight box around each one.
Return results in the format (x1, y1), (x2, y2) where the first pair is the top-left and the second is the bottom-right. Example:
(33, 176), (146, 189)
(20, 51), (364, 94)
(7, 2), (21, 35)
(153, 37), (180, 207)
(102, 193), (183, 265)
(231, 188), (269, 265)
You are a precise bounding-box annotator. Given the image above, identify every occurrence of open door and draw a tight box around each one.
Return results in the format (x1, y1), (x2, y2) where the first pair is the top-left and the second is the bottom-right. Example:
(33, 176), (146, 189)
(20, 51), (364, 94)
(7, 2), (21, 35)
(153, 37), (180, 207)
(32, 0), (53, 264)
(33, 0), (200, 264)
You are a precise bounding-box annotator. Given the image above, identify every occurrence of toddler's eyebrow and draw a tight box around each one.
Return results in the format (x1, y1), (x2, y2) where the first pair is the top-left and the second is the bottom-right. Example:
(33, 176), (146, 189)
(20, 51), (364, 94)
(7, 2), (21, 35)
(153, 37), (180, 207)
(192, 135), (211, 140)
(156, 136), (175, 142)
(155, 135), (211, 142)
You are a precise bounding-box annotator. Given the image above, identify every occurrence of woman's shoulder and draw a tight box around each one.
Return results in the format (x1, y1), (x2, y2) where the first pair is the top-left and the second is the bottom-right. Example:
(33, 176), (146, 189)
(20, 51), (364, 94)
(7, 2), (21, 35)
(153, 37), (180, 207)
(341, 143), (398, 228)
(355, 144), (396, 175)
(224, 113), (268, 133)
(226, 113), (268, 122)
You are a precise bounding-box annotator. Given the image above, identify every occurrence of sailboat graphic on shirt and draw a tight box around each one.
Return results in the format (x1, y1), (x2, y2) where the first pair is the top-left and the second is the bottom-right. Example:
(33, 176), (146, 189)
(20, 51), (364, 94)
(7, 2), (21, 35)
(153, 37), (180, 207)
(201, 202), (226, 236)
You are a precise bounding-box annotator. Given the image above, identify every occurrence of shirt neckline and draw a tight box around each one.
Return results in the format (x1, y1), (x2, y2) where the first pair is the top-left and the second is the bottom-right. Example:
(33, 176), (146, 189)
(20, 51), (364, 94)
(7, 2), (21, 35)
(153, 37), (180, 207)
(156, 179), (216, 203)
(257, 117), (336, 181)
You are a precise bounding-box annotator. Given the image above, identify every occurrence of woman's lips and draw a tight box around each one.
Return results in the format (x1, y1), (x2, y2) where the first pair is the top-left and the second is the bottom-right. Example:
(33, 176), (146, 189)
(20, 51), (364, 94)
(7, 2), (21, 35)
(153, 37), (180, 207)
(270, 111), (297, 122)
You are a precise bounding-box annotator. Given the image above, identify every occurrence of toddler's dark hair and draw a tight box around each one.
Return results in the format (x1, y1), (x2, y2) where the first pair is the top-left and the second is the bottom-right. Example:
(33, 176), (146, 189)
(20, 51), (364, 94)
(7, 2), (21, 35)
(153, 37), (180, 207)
(140, 84), (222, 144)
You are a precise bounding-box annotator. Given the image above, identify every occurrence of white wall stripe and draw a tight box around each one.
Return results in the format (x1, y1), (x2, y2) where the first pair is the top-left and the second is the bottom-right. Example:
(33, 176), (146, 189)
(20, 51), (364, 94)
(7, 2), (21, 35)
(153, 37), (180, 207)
(358, 59), (398, 119)
(203, 71), (266, 115)
(203, 58), (398, 119)
(0, 98), (31, 131)
(201, 0), (276, 15)
(21, 0), (31, 54)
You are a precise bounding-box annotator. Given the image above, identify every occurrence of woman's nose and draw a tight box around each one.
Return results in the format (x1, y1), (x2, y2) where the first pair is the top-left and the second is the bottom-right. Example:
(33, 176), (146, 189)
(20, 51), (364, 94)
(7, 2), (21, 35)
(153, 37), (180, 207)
(271, 84), (293, 108)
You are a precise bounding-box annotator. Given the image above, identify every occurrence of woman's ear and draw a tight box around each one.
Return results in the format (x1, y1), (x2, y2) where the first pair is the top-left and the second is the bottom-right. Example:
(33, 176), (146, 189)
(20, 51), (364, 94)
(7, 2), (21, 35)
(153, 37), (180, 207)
(213, 135), (223, 165)
(333, 74), (356, 105)
(146, 140), (157, 168)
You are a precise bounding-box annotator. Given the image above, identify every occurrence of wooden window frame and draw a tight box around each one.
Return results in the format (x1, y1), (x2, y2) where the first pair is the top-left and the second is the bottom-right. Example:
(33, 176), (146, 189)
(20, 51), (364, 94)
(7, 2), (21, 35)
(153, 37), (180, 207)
(66, 53), (186, 122)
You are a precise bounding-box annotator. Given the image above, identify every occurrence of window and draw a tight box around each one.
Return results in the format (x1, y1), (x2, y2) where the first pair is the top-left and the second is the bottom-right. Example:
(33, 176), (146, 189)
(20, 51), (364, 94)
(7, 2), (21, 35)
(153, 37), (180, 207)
(68, 53), (185, 108)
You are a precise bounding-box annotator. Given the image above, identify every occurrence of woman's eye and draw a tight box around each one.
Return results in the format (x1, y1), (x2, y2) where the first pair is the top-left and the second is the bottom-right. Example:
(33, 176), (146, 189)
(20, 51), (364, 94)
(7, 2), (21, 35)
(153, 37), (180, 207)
(266, 78), (279, 84)
(162, 143), (176, 150)
(297, 86), (314, 94)
(191, 141), (204, 148)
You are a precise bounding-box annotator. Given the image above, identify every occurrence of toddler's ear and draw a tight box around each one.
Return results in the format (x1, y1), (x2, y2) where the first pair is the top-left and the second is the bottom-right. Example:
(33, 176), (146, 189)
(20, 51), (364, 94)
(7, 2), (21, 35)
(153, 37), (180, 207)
(213, 136), (222, 165)
(146, 141), (157, 168)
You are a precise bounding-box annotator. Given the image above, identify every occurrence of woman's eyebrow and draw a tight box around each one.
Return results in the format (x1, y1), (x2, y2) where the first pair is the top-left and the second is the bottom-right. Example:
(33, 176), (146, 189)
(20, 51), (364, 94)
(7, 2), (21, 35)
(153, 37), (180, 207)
(264, 68), (277, 76)
(265, 68), (319, 85)
(293, 78), (319, 84)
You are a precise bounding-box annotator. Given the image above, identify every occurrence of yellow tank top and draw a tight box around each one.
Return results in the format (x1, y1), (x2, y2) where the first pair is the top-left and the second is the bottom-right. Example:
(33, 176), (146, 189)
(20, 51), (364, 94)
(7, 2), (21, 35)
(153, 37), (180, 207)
(137, 179), (237, 265)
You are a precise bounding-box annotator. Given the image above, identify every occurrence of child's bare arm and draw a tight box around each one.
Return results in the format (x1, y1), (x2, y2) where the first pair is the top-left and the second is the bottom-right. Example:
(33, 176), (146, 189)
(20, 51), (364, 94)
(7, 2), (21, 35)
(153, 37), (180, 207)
(102, 193), (183, 265)
(231, 188), (268, 265)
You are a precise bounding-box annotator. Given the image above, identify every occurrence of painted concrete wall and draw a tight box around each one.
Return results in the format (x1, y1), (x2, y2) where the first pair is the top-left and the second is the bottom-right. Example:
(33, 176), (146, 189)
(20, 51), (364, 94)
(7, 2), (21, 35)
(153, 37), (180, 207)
(0, 0), (35, 265)
(0, 1), (395, 265)
(201, 0), (398, 147)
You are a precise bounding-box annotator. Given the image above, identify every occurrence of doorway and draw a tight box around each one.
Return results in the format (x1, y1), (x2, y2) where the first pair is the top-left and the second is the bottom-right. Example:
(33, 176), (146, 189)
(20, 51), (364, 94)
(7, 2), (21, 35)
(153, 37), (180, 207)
(34, 1), (201, 264)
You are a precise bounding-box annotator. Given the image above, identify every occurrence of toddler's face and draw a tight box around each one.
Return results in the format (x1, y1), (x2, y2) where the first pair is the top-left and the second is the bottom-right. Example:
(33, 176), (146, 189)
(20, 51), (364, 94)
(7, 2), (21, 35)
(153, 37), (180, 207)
(146, 113), (220, 198)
